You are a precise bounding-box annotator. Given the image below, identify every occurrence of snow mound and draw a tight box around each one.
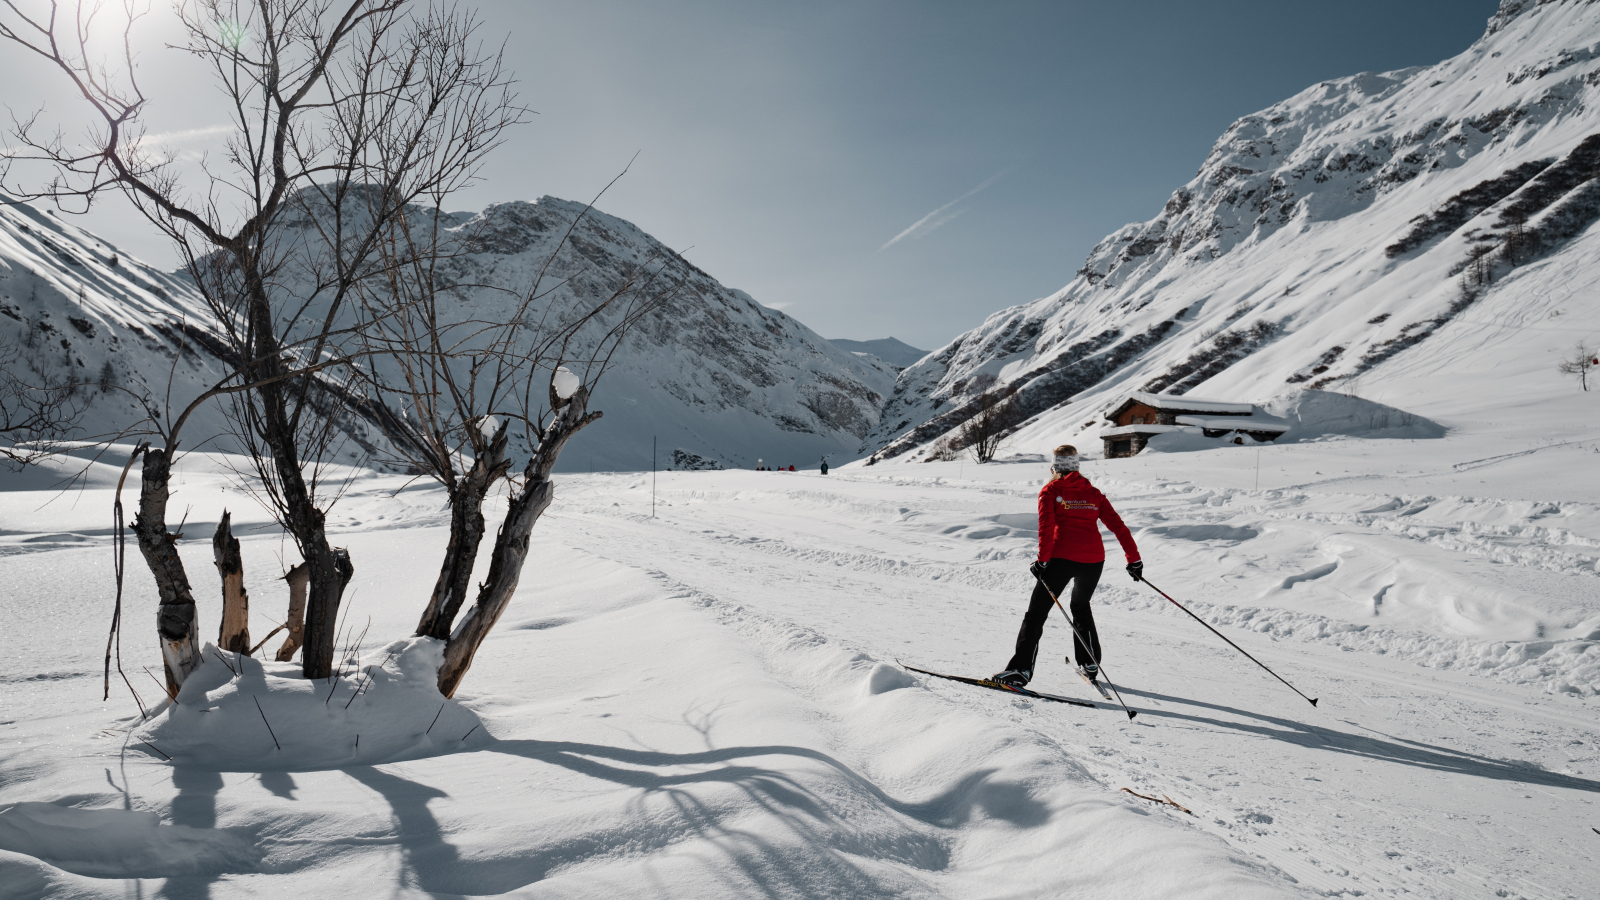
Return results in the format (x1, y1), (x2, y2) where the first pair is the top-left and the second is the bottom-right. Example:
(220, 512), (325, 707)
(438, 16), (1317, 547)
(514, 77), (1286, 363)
(1143, 523), (1261, 543)
(0, 802), (260, 879)
(1265, 389), (1445, 440)
(136, 637), (485, 771)
(864, 661), (916, 695)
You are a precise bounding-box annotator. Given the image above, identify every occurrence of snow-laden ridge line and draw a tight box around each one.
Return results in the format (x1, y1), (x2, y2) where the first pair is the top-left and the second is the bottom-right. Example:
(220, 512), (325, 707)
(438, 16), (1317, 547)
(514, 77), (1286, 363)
(862, 0), (1600, 464)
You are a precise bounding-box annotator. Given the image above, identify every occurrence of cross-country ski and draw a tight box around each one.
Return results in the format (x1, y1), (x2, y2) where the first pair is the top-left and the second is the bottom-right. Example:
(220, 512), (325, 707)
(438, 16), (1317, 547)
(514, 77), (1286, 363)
(1077, 663), (1114, 701)
(899, 662), (1098, 708)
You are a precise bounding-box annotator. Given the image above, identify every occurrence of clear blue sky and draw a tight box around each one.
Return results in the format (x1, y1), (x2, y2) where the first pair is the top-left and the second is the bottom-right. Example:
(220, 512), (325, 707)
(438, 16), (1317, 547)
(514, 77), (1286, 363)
(4, 0), (1500, 350)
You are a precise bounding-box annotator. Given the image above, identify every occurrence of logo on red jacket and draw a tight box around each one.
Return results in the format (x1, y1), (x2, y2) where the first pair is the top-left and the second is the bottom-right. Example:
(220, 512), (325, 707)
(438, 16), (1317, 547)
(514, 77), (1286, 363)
(1055, 497), (1097, 510)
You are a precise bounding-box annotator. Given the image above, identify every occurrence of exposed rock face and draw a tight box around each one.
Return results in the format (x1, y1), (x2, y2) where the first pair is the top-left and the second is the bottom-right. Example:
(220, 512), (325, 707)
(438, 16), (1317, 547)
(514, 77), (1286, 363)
(863, 0), (1600, 463)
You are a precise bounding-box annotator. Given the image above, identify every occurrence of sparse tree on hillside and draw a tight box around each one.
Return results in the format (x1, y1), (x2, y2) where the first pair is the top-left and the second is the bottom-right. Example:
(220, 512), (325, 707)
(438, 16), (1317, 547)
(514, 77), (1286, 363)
(959, 373), (1022, 464)
(1558, 341), (1597, 391)
(0, 332), (87, 468)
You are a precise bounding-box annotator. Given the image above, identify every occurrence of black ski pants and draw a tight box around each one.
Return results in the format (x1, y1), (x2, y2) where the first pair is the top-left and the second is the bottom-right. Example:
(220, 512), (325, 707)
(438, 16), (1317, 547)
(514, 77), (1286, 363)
(1005, 557), (1104, 674)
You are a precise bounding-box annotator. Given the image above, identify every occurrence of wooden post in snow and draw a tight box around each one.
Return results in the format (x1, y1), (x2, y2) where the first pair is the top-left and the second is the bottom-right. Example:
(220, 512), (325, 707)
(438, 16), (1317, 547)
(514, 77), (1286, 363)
(213, 512), (251, 654)
(275, 563), (310, 662)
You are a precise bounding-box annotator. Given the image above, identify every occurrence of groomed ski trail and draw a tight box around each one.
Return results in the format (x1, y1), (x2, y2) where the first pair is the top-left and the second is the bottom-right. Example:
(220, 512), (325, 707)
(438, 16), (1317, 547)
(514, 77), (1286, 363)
(551, 466), (1600, 900)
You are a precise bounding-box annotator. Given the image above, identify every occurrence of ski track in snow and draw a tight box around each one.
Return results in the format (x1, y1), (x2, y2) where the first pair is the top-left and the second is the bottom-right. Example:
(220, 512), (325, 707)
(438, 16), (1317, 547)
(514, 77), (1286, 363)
(546, 467), (1599, 899)
(1, 457), (1598, 898)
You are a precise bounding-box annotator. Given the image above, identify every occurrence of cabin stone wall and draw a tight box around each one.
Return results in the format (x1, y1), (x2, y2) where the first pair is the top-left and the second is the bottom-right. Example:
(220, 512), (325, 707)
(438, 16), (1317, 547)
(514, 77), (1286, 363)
(1103, 433), (1153, 458)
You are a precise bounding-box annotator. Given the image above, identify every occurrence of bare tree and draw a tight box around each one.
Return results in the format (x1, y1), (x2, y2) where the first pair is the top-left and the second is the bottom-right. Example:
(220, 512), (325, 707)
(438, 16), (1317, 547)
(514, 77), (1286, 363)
(432, 281), (668, 696)
(1, 0), (524, 682)
(958, 373), (1021, 464)
(1558, 341), (1596, 391)
(349, 188), (675, 693)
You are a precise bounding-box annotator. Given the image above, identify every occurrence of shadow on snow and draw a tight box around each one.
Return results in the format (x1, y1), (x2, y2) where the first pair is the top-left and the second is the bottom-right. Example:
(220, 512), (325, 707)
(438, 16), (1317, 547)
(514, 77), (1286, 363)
(1119, 686), (1600, 794)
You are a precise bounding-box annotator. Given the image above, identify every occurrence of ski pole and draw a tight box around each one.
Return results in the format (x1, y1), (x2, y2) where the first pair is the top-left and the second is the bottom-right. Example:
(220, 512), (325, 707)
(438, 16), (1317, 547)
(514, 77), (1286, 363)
(1034, 573), (1137, 720)
(1140, 578), (1318, 707)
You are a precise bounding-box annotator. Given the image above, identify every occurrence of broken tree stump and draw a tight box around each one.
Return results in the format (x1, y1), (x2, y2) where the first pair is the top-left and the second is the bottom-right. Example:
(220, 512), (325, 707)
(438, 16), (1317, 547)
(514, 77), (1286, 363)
(275, 563), (310, 662)
(212, 512), (251, 654)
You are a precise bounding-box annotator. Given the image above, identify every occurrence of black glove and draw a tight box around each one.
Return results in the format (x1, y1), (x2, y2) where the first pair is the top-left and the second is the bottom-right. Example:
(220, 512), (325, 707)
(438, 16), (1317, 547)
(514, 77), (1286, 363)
(1126, 560), (1144, 582)
(1029, 560), (1048, 580)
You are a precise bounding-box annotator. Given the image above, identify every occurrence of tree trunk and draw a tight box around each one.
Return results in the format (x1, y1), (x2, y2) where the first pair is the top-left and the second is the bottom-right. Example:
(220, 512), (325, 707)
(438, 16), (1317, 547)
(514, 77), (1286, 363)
(240, 269), (351, 679)
(131, 447), (201, 695)
(212, 511), (251, 654)
(275, 563), (310, 662)
(302, 545), (355, 677)
(437, 388), (600, 697)
(416, 424), (511, 639)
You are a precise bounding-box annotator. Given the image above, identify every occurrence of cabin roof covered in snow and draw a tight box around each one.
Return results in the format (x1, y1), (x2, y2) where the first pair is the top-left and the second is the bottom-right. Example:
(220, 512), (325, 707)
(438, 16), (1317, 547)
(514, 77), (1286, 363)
(1127, 391), (1254, 414)
(1100, 423), (1185, 438)
(1175, 414), (1290, 433)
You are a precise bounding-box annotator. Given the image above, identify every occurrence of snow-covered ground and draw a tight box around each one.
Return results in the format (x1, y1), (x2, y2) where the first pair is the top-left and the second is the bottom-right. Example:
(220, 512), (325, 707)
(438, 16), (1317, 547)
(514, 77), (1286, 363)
(2, 386), (1596, 898)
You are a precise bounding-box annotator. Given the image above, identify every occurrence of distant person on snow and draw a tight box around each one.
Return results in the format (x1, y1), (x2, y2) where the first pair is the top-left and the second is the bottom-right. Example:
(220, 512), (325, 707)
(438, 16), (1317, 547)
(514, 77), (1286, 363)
(820, 458), (829, 475)
(993, 444), (1142, 689)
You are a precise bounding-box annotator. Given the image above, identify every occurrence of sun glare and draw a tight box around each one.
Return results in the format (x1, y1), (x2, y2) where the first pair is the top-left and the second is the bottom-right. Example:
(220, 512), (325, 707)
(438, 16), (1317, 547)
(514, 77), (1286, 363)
(219, 18), (246, 50)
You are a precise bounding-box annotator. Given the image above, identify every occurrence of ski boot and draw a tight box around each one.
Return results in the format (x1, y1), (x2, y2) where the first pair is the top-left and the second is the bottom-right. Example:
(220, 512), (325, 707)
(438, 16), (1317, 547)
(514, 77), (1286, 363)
(991, 669), (1031, 688)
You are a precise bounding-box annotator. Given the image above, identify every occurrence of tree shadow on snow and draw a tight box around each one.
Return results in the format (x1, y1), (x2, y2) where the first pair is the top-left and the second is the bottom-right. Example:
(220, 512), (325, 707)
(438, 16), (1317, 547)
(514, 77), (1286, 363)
(1120, 687), (1600, 794)
(342, 738), (1044, 898)
(157, 766), (225, 900)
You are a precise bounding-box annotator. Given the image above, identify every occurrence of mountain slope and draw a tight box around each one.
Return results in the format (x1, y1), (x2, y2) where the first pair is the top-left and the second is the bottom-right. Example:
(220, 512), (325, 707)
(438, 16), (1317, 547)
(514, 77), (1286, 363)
(0, 195), (894, 472)
(321, 195), (897, 471)
(443, 198), (897, 471)
(0, 198), (269, 457)
(862, 0), (1600, 463)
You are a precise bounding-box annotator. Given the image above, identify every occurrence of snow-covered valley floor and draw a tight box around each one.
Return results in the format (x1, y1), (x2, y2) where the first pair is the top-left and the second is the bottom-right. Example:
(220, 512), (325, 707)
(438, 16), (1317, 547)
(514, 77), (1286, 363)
(2, 425), (1598, 898)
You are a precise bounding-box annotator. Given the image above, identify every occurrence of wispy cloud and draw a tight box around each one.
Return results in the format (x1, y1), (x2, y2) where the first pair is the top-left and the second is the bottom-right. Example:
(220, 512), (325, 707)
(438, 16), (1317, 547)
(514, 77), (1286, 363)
(136, 124), (234, 146)
(1, 124), (232, 158)
(879, 167), (1014, 252)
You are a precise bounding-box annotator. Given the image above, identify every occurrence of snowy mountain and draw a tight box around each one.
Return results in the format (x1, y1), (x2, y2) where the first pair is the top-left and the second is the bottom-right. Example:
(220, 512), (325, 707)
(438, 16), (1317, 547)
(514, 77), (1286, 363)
(0, 198), (298, 457)
(862, 0), (1600, 463)
(379, 197), (898, 472)
(827, 337), (929, 369)
(0, 195), (894, 472)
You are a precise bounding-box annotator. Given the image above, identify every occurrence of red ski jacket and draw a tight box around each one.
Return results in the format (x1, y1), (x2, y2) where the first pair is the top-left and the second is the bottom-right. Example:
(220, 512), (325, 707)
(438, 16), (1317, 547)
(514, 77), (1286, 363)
(1037, 472), (1140, 564)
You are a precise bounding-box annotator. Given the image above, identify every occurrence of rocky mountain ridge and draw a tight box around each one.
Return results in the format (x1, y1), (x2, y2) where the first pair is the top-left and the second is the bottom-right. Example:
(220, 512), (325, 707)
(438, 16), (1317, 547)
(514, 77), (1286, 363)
(860, 0), (1600, 463)
(399, 196), (898, 470)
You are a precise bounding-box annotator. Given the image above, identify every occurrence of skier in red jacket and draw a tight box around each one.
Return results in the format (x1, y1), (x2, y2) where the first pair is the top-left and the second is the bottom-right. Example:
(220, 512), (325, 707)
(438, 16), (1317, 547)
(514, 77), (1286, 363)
(993, 444), (1142, 688)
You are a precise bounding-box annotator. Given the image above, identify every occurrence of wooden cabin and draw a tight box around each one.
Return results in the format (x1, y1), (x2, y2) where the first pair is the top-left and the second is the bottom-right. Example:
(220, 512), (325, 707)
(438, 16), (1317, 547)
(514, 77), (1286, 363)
(1101, 391), (1288, 458)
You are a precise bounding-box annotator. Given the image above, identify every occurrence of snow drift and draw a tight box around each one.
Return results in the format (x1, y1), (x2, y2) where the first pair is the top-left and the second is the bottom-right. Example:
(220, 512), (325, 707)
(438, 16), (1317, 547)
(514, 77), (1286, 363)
(1265, 389), (1445, 441)
(136, 637), (483, 772)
